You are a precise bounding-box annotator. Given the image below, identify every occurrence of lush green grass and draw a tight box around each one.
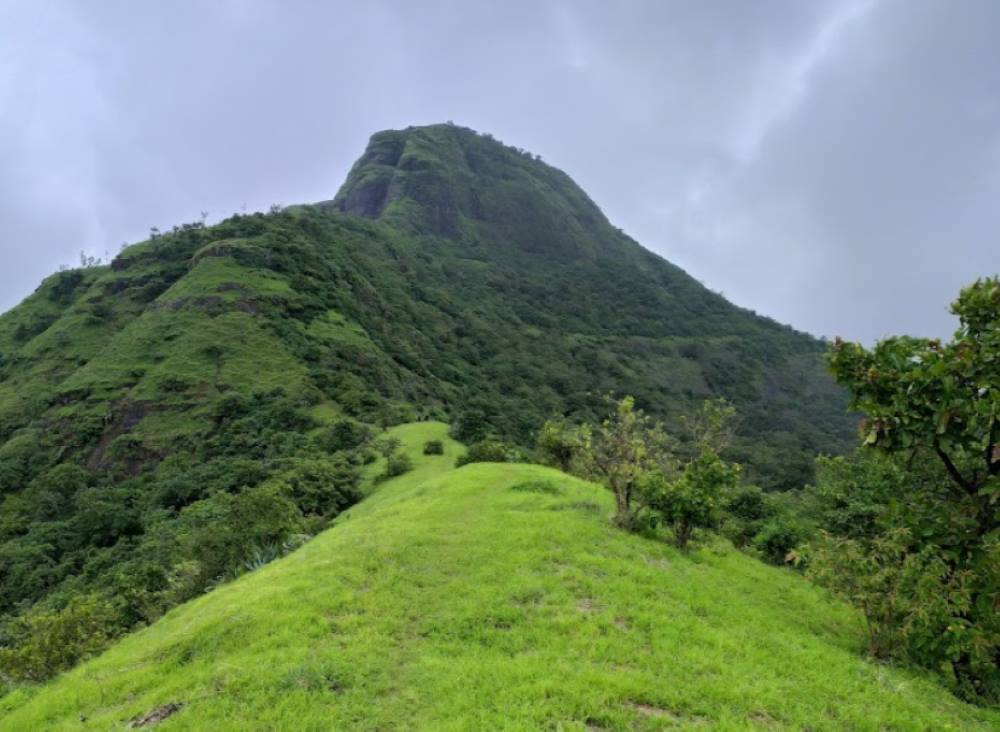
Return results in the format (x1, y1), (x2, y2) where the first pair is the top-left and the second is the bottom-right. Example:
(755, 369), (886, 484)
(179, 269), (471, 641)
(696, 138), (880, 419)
(2, 424), (995, 730)
(360, 420), (466, 493)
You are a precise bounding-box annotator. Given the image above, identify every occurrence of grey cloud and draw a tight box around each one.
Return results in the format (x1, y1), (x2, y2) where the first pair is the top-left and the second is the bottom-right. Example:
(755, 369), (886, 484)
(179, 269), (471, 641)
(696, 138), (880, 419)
(1, 0), (998, 343)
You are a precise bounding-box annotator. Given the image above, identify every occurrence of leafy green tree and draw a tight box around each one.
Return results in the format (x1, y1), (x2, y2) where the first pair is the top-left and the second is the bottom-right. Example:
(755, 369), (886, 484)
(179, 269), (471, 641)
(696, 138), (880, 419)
(535, 419), (587, 473)
(423, 439), (444, 455)
(279, 458), (361, 517)
(681, 397), (737, 456)
(384, 452), (413, 478)
(809, 452), (905, 541)
(373, 437), (402, 461)
(640, 450), (739, 548)
(450, 401), (494, 444)
(807, 528), (972, 663)
(724, 484), (770, 523)
(73, 484), (142, 548)
(581, 396), (665, 526)
(826, 277), (1000, 700)
(23, 464), (89, 521)
(828, 278), (1000, 535)
(183, 484), (301, 589)
(720, 484), (774, 549)
(752, 515), (805, 565)
(318, 419), (373, 453)
(372, 437), (414, 480)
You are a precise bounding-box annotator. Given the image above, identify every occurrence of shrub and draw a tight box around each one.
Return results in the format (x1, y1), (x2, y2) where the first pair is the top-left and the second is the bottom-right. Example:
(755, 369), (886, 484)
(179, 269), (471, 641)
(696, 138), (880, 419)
(279, 458), (362, 516)
(373, 437), (402, 460)
(535, 419), (587, 472)
(806, 519), (1000, 701)
(753, 516), (804, 564)
(211, 392), (252, 423)
(47, 270), (85, 303)
(86, 300), (114, 323)
(182, 484), (302, 589)
(640, 451), (738, 548)
(423, 439), (444, 455)
(0, 595), (117, 682)
(0, 431), (49, 495)
(806, 529), (978, 665)
(720, 485), (774, 550)
(318, 419), (373, 453)
(233, 533), (311, 578)
(724, 484), (771, 522)
(455, 439), (518, 467)
(384, 452), (413, 478)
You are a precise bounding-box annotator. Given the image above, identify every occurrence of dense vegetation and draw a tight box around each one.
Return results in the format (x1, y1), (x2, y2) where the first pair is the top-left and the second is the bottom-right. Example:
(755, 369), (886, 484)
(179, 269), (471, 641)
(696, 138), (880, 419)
(537, 280), (1000, 705)
(802, 278), (1000, 702)
(0, 123), (856, 686)
(2, 423), (996, 730)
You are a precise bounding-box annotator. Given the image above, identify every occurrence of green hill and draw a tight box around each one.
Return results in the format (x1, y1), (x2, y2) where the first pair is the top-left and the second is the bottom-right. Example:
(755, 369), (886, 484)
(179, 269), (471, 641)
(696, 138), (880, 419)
(0, 124), (856, 693)
(2, 423), (995, 730)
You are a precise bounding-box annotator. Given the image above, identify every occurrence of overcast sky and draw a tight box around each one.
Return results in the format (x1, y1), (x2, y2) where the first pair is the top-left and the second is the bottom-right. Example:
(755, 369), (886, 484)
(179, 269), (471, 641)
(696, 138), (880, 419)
(2, 0), (998, 342)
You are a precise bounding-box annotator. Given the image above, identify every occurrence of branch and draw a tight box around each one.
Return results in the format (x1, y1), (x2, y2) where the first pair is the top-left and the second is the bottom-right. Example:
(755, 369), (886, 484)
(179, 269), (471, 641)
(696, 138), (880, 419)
(934, 440), (974, 493)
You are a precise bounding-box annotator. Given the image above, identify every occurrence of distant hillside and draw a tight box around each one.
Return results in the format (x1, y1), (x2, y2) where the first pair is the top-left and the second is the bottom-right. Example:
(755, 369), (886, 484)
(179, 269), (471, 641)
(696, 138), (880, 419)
(0, 123), (853, 667)
(2, 424), (995, 730)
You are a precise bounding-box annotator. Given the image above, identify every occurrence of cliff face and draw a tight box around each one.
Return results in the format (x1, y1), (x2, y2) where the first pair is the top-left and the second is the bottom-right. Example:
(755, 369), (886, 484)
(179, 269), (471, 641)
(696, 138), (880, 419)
(331, 124), (610, 254)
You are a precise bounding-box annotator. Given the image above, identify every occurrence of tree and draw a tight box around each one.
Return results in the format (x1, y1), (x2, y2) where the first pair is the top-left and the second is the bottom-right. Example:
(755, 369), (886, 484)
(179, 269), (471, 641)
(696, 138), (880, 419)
(809, 452), (905, 541)
(807, 528), (967, 662)
(384, 451), (413, 478)
(279, 457), (361, 517)
(825, 277), (1000, 700)
(582, 396), (666, 526)
(640, 450), (739, 548)
(373, 437), (402, 461)
(720, 484), (773, 550)
(828, 278), (1000, 535)
(372, 437), (413, 481)
(682, 397), (736, 455)
(535, 419), (587, 472)
(319, 419), (372, 453)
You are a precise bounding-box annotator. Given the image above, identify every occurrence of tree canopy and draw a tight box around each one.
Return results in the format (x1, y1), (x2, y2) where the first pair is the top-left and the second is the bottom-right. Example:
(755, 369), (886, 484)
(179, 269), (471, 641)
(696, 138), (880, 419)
(822, 277), (1000, 702)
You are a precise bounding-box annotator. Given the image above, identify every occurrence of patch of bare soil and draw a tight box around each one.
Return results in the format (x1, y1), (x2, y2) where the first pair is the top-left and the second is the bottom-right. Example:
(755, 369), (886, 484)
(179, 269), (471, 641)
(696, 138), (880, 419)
(127, 702), (183, 728)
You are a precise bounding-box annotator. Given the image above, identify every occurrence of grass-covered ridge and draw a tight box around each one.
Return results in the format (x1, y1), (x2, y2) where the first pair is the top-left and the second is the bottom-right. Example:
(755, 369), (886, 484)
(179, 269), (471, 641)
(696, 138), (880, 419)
(2, 424), (996, 730)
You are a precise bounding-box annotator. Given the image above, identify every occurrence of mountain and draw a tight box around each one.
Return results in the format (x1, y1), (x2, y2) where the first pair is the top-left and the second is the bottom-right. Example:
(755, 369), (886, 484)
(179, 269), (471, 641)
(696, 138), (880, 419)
(324, 124), (855, 478)
(0, 123), (853, 680)
(3, 424), (996, 729)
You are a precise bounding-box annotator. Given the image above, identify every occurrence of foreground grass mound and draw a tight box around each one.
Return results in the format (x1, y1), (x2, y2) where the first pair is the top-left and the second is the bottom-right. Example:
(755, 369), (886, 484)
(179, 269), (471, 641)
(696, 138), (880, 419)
(3, 430), (996, 729)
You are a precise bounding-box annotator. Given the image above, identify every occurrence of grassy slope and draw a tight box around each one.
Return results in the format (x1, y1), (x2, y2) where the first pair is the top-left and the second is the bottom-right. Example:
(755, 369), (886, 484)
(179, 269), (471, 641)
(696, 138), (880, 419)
(3, 424), (997, 731)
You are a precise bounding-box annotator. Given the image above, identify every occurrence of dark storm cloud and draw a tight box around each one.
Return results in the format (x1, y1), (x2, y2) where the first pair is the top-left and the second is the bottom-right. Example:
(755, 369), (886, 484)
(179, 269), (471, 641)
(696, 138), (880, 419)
(1, 0), (998, 342)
